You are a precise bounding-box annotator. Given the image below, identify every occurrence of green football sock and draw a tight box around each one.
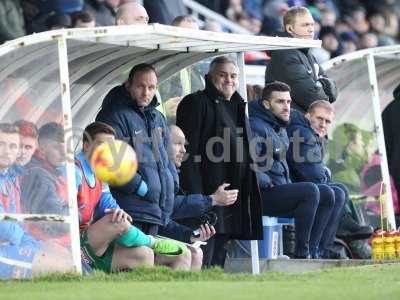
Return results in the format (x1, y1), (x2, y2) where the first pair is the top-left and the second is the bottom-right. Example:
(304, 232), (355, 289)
(115, 225), (153, 248)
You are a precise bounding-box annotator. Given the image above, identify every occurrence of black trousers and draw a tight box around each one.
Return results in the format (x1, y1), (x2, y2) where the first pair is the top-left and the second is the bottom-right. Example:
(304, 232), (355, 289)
(313, 184), (346, 256)
(318, 183), (346, 255)
(202, 234), (229, 268)
(132, 221), (159, 236)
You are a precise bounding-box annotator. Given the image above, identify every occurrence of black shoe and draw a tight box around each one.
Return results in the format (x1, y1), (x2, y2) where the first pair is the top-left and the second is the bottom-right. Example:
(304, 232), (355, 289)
(337, 214), (374, 240)
(348, 239), (371, 259)
(320, 248), (349, 259)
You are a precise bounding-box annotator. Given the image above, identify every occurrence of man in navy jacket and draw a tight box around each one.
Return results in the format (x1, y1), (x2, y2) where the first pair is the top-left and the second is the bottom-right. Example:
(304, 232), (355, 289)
(287, 101), (373, 252)
(249, 82), (343, 259)
(96, 64), (217, 269)
(96, 63), (178, 236)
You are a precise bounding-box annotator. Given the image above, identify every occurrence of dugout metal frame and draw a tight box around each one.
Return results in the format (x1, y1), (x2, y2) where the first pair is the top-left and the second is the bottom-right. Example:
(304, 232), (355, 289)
(0, 24), (321, 276)
(322, 46), (400, 231)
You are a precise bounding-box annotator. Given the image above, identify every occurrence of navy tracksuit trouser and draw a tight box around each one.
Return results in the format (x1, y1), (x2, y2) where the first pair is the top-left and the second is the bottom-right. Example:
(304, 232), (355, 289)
(261, 182), (345, 257)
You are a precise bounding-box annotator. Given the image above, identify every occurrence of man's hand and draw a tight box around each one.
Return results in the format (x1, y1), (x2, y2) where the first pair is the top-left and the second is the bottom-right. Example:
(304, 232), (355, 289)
(210, 183), (238, 206)
(190, 224), (216, 243)
(104, 208), (132, 223)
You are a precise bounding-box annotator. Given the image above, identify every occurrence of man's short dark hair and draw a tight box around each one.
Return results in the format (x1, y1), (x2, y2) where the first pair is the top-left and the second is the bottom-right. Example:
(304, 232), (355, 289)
(171, 15), (197, 26)
(71, 11), (94, 27)
(46, 13), (72, 29)
(262, 81), (291, 101)
(128, 63), (156, 82)
(83, 122), (116, 144)
(38, 122), (64, 142)
(0, 123), (19, 134)
(14, 120), (38, 138)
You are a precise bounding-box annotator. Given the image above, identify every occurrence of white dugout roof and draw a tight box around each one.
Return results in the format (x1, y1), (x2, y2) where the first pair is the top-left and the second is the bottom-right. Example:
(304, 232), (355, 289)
(0, 23), (320, 128)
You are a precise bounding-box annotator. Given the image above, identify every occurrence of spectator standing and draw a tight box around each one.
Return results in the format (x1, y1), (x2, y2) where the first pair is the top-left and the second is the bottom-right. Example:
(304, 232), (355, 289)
(176, 56), (263, 267)
(265, 6), (335, 112)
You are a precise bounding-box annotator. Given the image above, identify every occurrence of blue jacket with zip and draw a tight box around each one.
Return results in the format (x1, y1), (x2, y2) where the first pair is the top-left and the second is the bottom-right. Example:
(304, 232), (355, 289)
(286, 110), (329, 183)
(249, 100), (291, 187)
(96, 85), (178, 227)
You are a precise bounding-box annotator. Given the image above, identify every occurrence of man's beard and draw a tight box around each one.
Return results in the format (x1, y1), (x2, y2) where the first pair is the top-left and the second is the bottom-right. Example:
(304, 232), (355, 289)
(272, 109), (290, 127)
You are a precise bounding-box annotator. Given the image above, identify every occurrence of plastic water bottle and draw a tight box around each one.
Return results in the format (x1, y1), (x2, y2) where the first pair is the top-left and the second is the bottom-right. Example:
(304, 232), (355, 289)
(371, 230), (385, 260)
(384, 231), (397, 260)
(395, 231), (400, 259)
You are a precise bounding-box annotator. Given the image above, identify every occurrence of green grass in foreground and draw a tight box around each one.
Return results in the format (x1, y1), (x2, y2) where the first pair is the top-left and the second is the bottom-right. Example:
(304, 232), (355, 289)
(1, 264), (400, 300)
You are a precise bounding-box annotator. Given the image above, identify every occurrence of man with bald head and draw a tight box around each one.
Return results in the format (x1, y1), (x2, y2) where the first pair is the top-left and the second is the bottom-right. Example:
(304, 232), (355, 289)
(115, 2), (149, 25)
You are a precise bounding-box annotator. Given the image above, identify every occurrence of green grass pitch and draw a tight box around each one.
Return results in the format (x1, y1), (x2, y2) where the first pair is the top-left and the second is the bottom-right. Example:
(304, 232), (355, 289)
(1, 264), (400, 300)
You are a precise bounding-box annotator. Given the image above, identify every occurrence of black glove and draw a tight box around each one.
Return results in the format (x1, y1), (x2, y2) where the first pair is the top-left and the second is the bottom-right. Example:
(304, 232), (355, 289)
(317, 77), (338, 103)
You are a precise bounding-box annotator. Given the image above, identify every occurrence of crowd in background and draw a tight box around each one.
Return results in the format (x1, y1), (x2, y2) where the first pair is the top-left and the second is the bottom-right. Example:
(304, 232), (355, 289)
(198, 0), (400, 63)
(1, 1), (399, 63)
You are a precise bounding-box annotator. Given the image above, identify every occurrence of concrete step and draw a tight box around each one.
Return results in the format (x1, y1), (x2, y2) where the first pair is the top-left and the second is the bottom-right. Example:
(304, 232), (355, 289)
(224, 258), (400, 273)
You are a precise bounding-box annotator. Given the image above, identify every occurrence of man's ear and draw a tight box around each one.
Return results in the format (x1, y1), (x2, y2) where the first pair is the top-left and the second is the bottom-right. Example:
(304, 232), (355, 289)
(305, 112), (311, 120)
(82, 141), (90, 154)
(116, 18), (124, 26)
(263, 100), (270, 109)
(285, 24), (292, 33)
